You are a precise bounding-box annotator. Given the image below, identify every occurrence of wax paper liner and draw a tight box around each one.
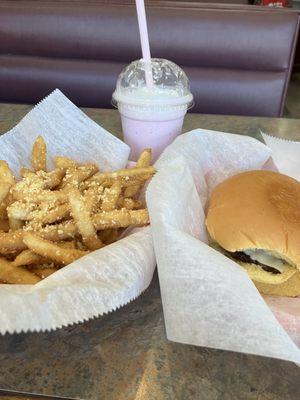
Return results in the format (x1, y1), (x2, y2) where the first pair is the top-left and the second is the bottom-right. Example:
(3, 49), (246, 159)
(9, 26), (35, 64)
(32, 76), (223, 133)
(262, 131), (300, 181)
(261, 132), (300, 349)
(0, 89), (156, 333)
(146, 129), (300, 364)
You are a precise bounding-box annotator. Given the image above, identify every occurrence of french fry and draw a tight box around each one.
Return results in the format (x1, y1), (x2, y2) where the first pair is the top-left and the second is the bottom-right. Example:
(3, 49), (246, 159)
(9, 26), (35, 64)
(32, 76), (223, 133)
(101, 182), (121, 212)
(0, 221), (78, 254)
(38, 221), (77, 241)
(32, 136), (47, 172)
(23, 233), (88, 266)
(58, 240), (77, 249)
(87, 166), (155, 188)
(83, 185), (104, 214)
(54, 156), (76, 170)
(7, 201), (37, 220)
(74, 240), (88, 251)
(61, 164), (98, 189)
(0, 166), (14, 225)
(9, 218), (24, 231)
(102, 229), (119, 245)
(81, 178), (140, 191)
(1, 193), (13, 222)
(14, 249), (49, 267)
(20, 167), (34, 179)
(31, 266), (58, 279)
(12, 177), (44, 201)
(0, 183), (11, 204)
(107, 230), (119, 244)
(0, 160), (15, 186)
(27, 190), (68, 204)
(29, 203), (70, 225)
(0, 204), (8, 220)
(98, 229), (113, 242)
(124, 149), (152, 197)
(13, 189), (66, 204)
(69, 188), (104, 251)
(118, 197), (143, 210)
(0, 165), (14, 221)
(0, 230), (25, 253)
(0, 219), (9, 232)
(13, 174), (51, 200)
(137, 148), (152, 167)
(12, 169), (65, 201)
(0, 257), (41, 284)
(93, 209), (149, 230)
(39, 168), (65, 189)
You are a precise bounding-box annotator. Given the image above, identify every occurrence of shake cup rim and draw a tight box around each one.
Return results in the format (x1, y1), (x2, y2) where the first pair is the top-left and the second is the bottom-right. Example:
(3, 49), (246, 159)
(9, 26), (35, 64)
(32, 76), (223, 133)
(112, 91), (193, 108)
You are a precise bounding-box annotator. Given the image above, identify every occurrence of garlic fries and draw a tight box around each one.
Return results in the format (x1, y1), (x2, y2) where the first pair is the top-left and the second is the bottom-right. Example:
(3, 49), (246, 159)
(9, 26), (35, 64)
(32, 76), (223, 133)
(0, 138), (153, 284)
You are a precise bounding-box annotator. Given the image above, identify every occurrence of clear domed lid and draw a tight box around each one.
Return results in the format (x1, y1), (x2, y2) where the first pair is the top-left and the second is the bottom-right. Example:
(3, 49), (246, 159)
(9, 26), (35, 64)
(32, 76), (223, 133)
(112, 58), (193, 108)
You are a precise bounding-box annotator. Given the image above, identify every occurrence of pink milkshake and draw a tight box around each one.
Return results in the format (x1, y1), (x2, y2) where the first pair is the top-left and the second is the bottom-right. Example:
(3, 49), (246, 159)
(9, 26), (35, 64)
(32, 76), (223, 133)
(112, 58), (193, 161)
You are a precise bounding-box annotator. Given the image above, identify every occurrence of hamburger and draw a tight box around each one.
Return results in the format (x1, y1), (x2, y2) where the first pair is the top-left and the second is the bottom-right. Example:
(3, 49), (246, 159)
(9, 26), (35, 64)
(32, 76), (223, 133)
(206, 170), (300, 297)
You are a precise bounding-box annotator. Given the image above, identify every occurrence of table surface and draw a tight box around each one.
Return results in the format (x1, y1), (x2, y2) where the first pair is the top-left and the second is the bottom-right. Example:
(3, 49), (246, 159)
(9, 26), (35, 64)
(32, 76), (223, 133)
(0, 103), (299, 400)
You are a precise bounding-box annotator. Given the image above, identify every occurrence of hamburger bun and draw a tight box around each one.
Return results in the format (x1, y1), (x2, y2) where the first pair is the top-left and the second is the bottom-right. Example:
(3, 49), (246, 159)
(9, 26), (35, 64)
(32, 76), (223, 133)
(206, 170), (300, 297)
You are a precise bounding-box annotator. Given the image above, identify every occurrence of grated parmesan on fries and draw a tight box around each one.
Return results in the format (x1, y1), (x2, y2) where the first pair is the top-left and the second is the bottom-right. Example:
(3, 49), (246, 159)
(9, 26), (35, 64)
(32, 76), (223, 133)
(0, 136), (154, 284)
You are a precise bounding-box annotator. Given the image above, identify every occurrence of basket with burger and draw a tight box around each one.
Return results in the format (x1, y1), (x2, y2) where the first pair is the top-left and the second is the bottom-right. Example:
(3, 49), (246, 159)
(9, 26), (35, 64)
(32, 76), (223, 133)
(147, 128), (300, 363)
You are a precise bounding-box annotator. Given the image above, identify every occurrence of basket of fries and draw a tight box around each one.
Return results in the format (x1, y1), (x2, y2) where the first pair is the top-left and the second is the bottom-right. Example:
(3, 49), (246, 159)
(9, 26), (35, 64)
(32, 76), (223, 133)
(0, 90), (156, 333)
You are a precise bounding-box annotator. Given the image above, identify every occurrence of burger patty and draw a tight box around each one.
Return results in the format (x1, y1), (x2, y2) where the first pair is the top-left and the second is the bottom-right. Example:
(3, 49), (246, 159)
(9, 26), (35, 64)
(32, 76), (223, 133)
(230, 251), (280, 274)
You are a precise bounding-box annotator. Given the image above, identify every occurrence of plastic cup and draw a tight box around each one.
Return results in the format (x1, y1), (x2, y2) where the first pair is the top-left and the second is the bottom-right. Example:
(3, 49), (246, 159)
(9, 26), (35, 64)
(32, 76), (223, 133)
(112, 58), (193, 161)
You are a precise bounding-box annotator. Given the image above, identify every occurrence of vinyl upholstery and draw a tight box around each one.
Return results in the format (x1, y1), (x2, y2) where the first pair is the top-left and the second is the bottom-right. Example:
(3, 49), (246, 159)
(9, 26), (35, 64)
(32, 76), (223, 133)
(0, 1), (298, 116)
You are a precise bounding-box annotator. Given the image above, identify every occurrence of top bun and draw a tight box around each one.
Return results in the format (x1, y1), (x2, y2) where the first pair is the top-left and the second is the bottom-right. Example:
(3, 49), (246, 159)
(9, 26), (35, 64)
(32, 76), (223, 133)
(206, 170), (300, 270)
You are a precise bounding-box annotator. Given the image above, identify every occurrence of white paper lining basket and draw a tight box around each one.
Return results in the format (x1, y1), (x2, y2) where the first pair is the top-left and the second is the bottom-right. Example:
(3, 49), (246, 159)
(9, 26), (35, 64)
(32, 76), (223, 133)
(146, 129), (300, 364)
(0, 90), (156, 333)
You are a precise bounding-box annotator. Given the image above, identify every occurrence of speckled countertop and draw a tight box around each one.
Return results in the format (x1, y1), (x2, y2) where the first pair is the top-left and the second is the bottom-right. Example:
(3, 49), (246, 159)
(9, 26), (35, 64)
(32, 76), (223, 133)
(0, 104), (299, 400)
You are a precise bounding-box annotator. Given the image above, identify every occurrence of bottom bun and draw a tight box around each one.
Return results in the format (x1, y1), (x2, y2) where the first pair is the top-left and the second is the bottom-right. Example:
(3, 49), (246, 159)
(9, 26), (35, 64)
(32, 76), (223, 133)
(239, 262), (300, 297)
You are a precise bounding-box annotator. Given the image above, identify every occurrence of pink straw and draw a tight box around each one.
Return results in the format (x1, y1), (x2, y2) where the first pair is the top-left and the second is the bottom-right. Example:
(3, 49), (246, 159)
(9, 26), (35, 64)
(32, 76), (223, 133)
(135, 0), (153, 87)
